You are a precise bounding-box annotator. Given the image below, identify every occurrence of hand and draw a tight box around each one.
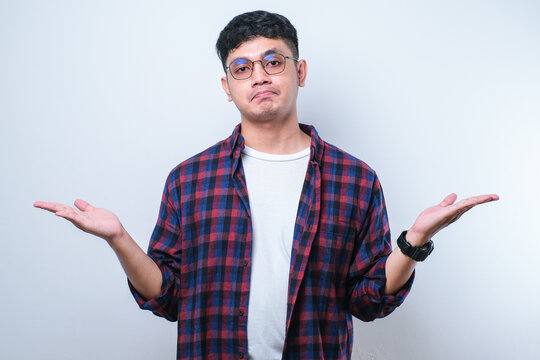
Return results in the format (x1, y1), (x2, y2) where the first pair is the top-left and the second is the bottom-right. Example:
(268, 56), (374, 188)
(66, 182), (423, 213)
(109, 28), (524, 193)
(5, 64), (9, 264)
(34, 199), (125, 244)
(406, 193), (499, 246)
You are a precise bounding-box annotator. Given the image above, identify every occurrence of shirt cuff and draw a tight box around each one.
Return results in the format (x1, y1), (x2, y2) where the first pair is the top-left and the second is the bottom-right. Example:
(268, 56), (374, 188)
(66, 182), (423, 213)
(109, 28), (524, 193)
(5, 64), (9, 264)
(127, 264), (178, 322)
(350, 254), (415, 321)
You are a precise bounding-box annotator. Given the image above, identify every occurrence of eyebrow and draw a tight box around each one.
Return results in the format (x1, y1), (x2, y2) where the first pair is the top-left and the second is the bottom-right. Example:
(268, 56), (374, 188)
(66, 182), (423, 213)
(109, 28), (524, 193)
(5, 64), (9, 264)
(229, 48), (285, 64)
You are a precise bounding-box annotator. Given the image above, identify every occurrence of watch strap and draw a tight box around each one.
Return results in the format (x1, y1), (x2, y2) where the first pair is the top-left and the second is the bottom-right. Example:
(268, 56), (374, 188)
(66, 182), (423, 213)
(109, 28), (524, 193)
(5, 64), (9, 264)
(397, 230), (434, 262)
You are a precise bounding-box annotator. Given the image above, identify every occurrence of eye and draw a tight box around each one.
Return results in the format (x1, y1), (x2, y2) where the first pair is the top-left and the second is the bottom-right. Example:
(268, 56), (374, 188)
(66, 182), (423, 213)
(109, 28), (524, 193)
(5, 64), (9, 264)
(229, 59), (253, 76)
(234, 66), (249, 74)
(263, 54), (284, 68)
(230, 59), (252, 75)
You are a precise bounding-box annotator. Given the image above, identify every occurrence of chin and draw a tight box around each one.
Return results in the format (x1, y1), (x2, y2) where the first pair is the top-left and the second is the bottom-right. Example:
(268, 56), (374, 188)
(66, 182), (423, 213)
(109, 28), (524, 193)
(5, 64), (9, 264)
(245, 109), (281, 123)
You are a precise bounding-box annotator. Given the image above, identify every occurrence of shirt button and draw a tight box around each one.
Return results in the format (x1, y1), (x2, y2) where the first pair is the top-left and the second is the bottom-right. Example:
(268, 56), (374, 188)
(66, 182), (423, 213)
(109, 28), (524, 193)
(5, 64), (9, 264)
(239, 352), (244, 359)
(242, 260), (248, 267)
(239, 309), (244, 316)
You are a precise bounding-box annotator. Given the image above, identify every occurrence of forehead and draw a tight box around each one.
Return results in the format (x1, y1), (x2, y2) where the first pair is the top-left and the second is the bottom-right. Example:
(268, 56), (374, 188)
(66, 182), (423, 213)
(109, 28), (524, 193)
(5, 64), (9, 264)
(226, 37), (292, 64)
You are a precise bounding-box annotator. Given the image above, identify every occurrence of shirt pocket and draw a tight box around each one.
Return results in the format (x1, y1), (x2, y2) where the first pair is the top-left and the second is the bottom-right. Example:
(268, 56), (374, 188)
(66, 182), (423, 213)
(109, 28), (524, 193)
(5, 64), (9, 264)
(308, 217), (356, 285)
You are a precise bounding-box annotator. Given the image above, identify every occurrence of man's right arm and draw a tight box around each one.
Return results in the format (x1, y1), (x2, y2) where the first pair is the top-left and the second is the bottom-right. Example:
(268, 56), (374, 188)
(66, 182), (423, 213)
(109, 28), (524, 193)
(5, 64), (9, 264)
(34, 199), (162, 300)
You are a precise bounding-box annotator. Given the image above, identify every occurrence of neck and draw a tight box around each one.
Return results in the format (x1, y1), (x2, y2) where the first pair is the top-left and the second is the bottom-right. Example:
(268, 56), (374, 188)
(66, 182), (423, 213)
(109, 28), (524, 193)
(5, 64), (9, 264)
(240, 116), (311, 155)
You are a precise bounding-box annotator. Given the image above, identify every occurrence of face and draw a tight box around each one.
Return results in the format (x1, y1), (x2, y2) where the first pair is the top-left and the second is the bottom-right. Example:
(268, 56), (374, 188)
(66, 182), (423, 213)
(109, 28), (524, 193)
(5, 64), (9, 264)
(221, 37), (307, 124)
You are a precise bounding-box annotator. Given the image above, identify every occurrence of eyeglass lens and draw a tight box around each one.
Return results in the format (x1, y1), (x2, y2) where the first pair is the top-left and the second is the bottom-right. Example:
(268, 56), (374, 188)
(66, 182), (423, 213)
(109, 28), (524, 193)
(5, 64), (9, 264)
(229, 53), (286, 80)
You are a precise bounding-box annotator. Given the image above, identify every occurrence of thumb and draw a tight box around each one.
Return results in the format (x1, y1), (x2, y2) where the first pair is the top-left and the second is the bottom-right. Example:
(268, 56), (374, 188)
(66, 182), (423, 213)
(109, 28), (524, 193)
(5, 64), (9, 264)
(439, 193), (457, 207)
(74, 199), (92, 211)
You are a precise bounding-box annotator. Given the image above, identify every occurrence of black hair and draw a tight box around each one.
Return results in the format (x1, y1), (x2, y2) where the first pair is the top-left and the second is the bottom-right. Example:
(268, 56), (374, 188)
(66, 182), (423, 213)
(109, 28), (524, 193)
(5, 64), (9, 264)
(216, 10), (299, 70)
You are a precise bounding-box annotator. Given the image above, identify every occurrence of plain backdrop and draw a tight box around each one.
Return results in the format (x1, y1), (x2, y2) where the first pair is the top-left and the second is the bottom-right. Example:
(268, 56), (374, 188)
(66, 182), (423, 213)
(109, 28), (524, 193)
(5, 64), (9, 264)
(1, 1), (539, 359)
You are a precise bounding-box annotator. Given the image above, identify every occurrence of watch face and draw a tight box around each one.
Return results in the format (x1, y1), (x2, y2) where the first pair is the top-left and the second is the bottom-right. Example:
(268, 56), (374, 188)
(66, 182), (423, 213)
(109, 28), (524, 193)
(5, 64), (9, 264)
(415, 241), (434, 261)
(425, 241), (434, 255)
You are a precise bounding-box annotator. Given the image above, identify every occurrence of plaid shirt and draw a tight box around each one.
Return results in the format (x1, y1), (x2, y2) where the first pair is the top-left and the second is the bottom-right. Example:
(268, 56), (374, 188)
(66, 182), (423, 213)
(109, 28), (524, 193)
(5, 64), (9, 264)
(130, 123), (413, 360)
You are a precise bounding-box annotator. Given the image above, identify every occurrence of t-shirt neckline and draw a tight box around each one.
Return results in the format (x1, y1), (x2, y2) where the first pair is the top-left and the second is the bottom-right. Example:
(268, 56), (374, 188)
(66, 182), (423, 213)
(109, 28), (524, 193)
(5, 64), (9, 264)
(242, 145), (310, 162)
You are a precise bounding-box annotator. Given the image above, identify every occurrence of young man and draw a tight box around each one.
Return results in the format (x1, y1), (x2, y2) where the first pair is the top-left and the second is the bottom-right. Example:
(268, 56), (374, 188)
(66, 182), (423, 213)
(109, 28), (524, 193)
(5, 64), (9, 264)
(34, 11), (498, 360)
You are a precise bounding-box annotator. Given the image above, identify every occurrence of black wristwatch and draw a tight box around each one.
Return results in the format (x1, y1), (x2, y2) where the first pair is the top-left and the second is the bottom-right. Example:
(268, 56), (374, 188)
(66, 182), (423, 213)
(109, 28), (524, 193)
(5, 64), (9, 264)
(397, 230), (434, 262)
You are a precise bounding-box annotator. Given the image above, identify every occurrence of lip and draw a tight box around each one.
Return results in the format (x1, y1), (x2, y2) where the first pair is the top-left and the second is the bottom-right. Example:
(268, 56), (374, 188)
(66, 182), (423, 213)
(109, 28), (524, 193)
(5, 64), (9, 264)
(250, 88), (278, 101)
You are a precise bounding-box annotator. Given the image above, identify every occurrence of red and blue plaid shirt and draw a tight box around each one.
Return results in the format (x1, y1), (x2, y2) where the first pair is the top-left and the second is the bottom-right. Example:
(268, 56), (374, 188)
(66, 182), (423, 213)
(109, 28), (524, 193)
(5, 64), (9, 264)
(130, 123), (413, 359)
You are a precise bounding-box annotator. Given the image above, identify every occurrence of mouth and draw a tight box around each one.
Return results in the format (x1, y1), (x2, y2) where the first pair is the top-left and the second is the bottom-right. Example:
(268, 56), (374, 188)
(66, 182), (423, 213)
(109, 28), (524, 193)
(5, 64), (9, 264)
(250, 88), (278, 101)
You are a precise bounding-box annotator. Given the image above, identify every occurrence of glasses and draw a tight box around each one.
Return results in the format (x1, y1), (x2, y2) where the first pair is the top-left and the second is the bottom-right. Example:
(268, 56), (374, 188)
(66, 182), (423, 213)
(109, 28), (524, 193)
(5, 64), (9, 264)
(226, 53), (298, 80)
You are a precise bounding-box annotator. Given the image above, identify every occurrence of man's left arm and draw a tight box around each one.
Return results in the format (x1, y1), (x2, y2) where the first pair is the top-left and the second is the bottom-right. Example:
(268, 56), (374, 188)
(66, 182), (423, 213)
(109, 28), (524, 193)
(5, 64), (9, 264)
(385, 193), (499, 294)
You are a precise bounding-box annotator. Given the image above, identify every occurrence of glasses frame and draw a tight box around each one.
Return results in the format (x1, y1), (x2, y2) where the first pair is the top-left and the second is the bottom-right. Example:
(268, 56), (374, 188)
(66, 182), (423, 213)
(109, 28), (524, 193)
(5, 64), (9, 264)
(226, 53), (298, 80)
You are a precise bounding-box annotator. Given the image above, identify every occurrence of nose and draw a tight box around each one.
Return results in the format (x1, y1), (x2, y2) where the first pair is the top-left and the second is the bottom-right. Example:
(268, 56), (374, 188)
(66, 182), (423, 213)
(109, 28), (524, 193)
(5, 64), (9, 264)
(251, 60), (271, 86)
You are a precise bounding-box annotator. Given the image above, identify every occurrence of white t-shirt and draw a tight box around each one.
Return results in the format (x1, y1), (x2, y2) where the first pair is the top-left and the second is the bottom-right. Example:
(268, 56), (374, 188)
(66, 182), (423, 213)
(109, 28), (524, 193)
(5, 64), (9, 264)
(241, 145), (310, 360)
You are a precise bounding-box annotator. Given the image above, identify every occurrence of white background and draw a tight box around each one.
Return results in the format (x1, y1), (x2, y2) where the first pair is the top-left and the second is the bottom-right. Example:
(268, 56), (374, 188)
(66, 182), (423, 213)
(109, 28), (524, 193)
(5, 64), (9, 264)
(1, 1), (539, 359)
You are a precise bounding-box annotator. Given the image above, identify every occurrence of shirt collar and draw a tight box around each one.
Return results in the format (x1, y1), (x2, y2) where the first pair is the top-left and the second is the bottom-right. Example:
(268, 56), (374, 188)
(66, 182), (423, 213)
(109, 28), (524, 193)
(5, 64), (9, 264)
(228, 122), (325, 165)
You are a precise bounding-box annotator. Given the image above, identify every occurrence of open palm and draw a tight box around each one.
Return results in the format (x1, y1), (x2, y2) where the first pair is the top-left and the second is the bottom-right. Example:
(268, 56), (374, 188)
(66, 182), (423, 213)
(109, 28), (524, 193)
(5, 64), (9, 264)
(34, 199), (124, 242)
(409, 193), (499, 243)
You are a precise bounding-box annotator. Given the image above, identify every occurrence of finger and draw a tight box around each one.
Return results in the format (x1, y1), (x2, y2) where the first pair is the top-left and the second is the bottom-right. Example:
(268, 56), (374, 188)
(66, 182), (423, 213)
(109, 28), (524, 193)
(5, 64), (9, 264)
(452, 203), (475, 221)
(447, 212), (463, 226)
(447, 201), (485, 225)
(453, 194), (498, 211)
(34, 201), (67, 213)
(74, 199), (93, 211)
(56, 206), (84, 224)
(439, 193), (457, 207)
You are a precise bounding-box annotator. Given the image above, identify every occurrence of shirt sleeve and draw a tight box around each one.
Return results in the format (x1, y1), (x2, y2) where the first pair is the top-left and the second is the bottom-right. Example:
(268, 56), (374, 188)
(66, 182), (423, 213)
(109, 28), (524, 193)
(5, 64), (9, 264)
(128, 173), (182, 322)
(346, 173), (414, 322)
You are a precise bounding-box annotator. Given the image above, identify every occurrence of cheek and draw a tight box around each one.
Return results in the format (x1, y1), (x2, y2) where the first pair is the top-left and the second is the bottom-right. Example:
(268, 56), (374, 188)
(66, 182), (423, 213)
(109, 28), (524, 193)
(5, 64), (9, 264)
(282, 79), (299, 100)
(229, 83), (248, 100)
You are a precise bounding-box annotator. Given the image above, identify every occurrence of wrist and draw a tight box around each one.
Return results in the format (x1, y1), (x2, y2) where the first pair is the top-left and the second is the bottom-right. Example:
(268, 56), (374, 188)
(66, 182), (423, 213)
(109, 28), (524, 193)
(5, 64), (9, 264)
(107, 226), (130, 250)
(398, 230), (434, 262)
(406, 228), (430, 247)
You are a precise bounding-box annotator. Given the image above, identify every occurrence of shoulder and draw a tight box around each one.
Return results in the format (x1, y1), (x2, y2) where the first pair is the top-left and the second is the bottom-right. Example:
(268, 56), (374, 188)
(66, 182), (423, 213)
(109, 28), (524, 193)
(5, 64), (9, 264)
(165, 135), (233, 186)
(320, 139), (378, 185)
(317, 138), (386, 227)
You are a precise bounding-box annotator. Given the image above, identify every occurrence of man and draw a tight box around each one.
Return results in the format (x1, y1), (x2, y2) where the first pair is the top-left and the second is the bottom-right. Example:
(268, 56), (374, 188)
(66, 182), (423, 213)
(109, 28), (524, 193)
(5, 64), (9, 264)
(34, 10), (498, 360)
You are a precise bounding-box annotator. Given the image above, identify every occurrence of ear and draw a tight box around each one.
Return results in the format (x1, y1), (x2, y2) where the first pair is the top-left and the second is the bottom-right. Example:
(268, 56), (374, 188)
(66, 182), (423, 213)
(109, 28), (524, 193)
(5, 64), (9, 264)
(221, 76), (233, 102)
(296, 59), (307, 87)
